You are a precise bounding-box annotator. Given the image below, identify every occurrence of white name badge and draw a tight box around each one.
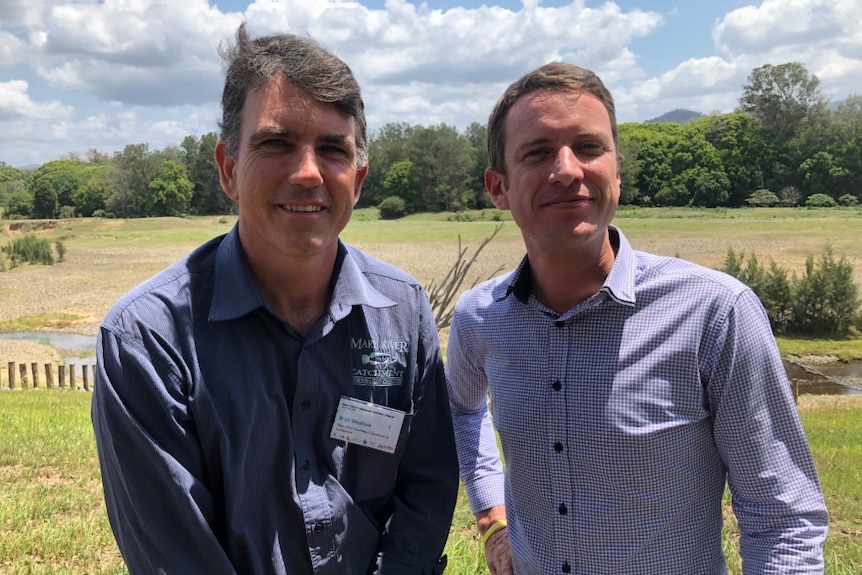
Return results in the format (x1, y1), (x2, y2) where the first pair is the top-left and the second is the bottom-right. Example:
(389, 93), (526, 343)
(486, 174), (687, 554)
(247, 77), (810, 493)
(330, 396), (406, 454)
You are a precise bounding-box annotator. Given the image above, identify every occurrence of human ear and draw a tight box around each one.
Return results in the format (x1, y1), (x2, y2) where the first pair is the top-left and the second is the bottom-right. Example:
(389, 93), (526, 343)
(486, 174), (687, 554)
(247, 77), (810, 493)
(485, 168), (510, 210)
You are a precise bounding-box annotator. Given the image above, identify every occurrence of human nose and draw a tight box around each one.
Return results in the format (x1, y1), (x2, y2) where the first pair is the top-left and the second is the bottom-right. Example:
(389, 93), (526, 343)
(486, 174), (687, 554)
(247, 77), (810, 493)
(288, 147), (324, 188)
(549, 146), (584, 186)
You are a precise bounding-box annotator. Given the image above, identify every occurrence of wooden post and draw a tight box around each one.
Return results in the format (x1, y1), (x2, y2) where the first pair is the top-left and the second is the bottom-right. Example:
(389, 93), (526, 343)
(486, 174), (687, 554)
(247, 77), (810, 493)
(58, 365), (66, 389)
(82, 365), (90, 392)
(19, 363), (28, 390)
(8, 362), (15, 390)
(69, 364), (76, 390)
(31, 363), (39, 389)
(45, 363), (54, 389)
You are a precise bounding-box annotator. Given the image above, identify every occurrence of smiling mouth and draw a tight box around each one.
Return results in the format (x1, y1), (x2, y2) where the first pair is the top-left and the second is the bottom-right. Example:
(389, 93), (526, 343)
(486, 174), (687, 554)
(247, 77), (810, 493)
(280, 205), (323, 213)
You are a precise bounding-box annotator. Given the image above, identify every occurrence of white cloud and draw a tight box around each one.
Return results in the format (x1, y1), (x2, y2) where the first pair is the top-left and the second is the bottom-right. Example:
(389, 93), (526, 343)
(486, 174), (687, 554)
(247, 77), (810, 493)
(0, 0), (47, 27)
(3, 0), (862, 166)
(0, 79), (72, 120)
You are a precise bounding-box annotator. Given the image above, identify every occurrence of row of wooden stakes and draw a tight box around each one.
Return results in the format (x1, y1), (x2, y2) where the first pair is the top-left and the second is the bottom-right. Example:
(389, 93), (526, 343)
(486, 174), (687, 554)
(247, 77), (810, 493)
(1, 361), (97, 391)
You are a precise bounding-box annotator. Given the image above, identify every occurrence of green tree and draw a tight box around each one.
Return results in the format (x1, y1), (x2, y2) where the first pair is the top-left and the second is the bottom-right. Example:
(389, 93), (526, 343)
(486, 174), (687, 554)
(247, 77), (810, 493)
(405, 124), (474, 212)
(361, 122), (414, 209)
(383, 160), (422, 214)
(73, 178), (114, 216)
(798, 151), (848, 199)
(146, 160), (193, 216)
(464, 122), (493, 209)
(183, 133), (232, 215)
(696, 113), (768, 206)
(30, 176), (58, 219)
(739, 62), (826, 141)
(108, 144), (161, 217)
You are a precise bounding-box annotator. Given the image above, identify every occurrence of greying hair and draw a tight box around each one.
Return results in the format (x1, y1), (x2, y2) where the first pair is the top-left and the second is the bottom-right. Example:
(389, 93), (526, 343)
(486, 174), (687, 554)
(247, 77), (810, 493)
(487, 61), (618, 175)
(218, 23), (368, 166)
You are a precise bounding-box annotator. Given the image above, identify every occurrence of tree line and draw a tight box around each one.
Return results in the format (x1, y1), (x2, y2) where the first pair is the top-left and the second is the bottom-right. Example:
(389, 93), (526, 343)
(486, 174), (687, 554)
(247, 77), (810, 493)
(1, 62), (861, 220)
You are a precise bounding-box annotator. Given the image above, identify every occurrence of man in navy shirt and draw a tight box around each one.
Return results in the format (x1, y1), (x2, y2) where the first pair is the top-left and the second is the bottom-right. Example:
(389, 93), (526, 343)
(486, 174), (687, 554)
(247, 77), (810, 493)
(93, 23), (457, 574)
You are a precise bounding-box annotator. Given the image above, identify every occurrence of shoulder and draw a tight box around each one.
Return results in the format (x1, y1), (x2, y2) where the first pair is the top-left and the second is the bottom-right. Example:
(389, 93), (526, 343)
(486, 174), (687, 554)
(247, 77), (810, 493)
(452, 271), (516, 318)
(634, 250), (749, 299)
(345, 244), (422, 289)
(102, 235), (222, 335)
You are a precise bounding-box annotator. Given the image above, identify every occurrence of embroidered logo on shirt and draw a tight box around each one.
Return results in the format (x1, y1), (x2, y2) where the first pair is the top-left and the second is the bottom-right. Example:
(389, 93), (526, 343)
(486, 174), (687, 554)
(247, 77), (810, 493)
(351, 338), (407, 387)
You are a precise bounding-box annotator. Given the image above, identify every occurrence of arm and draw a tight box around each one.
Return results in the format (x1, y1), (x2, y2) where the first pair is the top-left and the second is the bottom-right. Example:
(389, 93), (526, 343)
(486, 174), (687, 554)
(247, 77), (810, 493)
(92, 326), (237, 574)
(445, 306), (511, 574)
(374, 294), (460, 574)
(710, 290), (828, 573)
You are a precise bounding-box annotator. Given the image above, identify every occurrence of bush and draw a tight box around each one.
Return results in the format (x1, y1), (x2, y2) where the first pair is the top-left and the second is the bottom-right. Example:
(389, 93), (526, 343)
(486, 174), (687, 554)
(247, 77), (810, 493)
(1, 234), (56, 268)
(805, 193), (837, 208)
(378, 196), (406, 220)
(720, 246), (860, 337)
(789, 247), (859, 336)
(745, 189), (780, 207)
(837, 194), (859, 207)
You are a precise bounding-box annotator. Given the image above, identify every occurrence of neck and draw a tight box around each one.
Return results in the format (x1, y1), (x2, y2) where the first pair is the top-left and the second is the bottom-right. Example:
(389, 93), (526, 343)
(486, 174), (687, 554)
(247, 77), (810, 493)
(526, 234), (616, 314)
(245, 244), (338, 337)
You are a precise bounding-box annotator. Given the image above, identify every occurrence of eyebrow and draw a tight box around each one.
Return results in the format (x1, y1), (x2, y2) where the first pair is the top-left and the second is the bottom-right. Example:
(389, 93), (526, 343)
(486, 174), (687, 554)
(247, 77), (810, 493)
(513, 137), (551, 156)
(249, 127), (354, 150)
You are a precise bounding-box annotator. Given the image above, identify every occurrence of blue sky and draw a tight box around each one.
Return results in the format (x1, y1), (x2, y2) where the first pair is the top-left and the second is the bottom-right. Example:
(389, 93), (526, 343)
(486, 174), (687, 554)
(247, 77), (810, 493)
(2, 0), (861, 167)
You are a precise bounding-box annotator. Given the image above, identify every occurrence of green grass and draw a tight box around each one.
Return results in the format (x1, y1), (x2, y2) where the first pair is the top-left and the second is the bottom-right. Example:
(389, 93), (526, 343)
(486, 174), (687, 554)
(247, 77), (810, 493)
(0, 391), (123, 574)
(0, 391), (858, 574)
(776, 336), (862, 361)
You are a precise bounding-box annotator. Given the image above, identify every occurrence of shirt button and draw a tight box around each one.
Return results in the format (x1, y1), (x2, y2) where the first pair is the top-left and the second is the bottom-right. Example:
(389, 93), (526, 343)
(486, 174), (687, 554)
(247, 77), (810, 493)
(562, 562), (571, 573)
(554, 442), (563, 452)
(302, 460), (310, 471)
(301, 400), (311, 410)
(558, 503), (568, 515)
(554, 320), (565, 328)
(552, 380), (561, 391)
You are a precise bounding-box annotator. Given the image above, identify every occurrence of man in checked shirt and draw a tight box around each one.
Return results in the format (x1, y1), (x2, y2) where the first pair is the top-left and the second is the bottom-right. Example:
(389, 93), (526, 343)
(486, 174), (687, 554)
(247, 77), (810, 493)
(446, 61), (828, 574)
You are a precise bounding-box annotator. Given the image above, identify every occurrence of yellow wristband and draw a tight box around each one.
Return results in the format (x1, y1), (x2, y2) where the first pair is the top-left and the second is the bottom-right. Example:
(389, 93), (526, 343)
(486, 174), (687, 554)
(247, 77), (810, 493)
(480, 519), (507, 548)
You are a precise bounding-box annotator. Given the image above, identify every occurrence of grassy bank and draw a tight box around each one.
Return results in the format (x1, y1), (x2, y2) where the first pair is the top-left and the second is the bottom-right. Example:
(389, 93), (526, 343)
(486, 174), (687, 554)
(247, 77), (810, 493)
(0, 391), (859, 573)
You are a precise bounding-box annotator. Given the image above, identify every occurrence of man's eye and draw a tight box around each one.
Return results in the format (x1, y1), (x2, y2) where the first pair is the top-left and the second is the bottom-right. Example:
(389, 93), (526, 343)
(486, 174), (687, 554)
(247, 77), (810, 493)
(523, 148), (549, 160)
(320, 145), (351, 159)
(261, 139), (288, 148)
(578, 142), (606, 155)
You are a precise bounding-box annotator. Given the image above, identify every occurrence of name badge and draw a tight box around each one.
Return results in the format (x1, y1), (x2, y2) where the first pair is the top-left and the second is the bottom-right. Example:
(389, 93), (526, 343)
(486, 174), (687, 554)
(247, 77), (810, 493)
(330, 396), (405, 454)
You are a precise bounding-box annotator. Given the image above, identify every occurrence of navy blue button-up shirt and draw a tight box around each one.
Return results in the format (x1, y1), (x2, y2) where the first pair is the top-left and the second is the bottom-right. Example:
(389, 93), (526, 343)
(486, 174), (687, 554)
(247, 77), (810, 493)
(93, 226), (458, 574)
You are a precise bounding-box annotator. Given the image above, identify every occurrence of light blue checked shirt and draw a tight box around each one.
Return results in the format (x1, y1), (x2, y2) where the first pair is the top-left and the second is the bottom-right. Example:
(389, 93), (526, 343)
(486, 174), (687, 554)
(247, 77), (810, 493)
(447, 226), (827, 575)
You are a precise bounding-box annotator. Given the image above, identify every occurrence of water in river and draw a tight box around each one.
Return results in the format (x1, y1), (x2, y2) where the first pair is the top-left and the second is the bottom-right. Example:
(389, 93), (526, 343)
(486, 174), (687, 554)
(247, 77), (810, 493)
(1, 331), (860, 395)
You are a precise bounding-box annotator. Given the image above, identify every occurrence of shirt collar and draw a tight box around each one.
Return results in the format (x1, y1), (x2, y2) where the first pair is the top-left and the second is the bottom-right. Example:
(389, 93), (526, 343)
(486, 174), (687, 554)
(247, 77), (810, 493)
(209, 225), (395, 323)
(502, 225), (636, 307)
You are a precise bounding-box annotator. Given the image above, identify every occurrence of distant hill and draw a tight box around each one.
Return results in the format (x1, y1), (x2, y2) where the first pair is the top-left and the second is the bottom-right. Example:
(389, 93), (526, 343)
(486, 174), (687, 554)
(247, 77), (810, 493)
(646, 108), (705, 125)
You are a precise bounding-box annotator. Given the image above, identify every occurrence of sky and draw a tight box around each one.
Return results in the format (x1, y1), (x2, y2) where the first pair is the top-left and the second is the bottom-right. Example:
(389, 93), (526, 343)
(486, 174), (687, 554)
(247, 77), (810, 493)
(1, 0), (862, 168)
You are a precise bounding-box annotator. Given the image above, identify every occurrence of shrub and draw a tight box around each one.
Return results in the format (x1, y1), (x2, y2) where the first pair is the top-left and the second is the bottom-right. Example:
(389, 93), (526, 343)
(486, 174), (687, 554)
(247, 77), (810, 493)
(789, 246), (859, 336)
(745, 189), (780, 207)
(720, 246), (859, 337)
(378, 196), (406, 220)
(1, 234), (55, 268)
(55, 240), (66, 263)
(805, 193), (837, 208)
(837, 194), (859, 207)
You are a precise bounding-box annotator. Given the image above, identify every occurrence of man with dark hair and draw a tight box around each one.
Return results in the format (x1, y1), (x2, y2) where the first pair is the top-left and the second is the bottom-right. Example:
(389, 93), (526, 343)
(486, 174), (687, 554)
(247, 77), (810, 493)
(447, 61), (828, 574)
(92, 24), (457, 574)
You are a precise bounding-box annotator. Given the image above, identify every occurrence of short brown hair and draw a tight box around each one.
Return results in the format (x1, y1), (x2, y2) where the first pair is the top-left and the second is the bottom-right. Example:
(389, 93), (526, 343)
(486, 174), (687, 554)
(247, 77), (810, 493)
(218, 23), (367, 166)
(487, 62), (618, 175)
